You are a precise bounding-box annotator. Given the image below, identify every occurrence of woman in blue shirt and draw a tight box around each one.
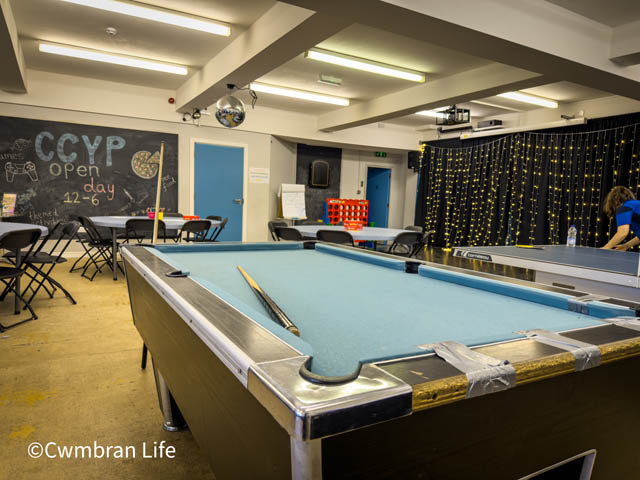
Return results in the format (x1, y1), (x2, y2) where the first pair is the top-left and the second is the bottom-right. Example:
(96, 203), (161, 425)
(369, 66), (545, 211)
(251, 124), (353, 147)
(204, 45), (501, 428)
(602, 186), (640, 250)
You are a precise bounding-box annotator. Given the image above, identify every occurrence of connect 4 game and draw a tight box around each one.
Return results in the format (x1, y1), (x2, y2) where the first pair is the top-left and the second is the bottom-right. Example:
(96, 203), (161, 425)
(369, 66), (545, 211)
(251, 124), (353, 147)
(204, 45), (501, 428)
(323, 198), (369, 225)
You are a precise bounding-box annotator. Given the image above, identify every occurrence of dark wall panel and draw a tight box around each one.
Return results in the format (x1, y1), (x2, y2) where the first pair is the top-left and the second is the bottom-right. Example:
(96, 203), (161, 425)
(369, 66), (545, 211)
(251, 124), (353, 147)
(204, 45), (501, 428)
(296, 144), (341, 221)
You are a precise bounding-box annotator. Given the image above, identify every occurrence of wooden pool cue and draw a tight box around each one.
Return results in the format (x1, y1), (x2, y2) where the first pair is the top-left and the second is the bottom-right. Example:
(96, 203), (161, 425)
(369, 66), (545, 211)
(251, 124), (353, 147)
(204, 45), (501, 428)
(237, 266), (300, 337)
(152, 141), (165, 244)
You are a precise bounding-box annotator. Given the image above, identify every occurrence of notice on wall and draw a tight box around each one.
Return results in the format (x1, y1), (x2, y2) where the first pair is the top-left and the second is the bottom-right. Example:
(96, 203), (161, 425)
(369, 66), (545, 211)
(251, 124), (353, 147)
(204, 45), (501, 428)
(279, 183), (306, 220)
(249, 167), (269, 184)
(2, 193), (16, 216)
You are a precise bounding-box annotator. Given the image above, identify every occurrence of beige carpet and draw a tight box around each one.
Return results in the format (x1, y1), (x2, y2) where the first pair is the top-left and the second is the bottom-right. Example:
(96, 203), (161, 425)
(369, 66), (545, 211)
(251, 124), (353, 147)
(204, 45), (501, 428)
(0, 260), (214, 479)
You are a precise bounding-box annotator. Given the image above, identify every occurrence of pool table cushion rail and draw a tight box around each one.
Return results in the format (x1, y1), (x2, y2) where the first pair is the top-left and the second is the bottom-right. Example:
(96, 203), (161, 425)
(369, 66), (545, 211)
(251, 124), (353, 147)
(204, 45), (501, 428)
(248, 356), (413, 441)
(382, 320), (640, 412)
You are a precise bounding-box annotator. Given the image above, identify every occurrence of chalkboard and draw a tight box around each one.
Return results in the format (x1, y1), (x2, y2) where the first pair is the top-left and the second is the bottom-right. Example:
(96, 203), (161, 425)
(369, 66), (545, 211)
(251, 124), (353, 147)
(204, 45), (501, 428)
(0, 115), (178, 229)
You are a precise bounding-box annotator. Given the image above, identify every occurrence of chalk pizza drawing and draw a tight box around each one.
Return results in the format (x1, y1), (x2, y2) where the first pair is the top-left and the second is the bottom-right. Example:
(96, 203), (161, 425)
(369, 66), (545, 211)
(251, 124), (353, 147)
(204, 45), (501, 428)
(131, 150), (160, 179)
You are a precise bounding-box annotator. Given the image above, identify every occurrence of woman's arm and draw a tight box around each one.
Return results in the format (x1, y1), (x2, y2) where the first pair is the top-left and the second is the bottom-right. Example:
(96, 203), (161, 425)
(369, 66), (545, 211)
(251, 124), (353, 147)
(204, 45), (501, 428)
(615, 236), (640, 251)
(602, 224), (630, 249)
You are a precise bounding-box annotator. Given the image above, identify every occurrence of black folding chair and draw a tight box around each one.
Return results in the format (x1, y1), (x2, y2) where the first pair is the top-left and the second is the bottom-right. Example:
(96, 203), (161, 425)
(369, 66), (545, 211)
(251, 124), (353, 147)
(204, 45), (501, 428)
(78, 216), (121, 281)
(17, 221), (80, 308)
(275, 226), (303, 241)
(124, 218), (167, 244)
(316, 229), (354, 246)
(207, 217), (228, 241)
(153, 214), (182, 242)
(69, 215), (93, 273)
(180, 220), (211, 242)
(388, 231), (424, 257)
(207, 215), (222, 221)
(0, 229), (41, 331)
(268, 220), (288, 241)
(3, 222), (62, 298)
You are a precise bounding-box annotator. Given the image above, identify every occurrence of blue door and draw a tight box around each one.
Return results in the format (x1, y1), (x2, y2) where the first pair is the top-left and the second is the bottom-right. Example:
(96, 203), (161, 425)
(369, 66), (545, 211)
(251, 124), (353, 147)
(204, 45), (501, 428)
(194, 143), (244, 241)
(366, 167), (391, 228)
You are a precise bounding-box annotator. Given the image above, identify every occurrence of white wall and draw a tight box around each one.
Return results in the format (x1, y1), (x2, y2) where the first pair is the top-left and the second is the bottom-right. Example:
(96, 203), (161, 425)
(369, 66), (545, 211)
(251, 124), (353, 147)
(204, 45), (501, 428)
(0, 101), (274, 242)
(0, 69), (426, 242)
(403, 169), (418, 227)
(268, 136), (297, 221)
(340, 150), (408, 229)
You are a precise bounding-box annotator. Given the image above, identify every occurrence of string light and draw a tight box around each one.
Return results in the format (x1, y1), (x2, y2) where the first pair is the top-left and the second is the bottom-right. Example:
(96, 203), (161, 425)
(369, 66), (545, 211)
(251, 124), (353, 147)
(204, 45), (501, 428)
(419, 121), (640, 247)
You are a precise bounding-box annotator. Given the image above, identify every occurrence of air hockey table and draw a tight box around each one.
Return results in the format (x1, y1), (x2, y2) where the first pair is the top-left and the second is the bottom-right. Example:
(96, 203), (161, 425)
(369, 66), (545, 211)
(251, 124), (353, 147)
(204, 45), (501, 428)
(453, 245), (640, 302)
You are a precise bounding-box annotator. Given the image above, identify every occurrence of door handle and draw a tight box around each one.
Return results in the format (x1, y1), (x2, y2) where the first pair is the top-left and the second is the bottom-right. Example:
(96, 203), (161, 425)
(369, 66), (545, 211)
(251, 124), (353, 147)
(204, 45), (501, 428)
(233, 198), (244, 205)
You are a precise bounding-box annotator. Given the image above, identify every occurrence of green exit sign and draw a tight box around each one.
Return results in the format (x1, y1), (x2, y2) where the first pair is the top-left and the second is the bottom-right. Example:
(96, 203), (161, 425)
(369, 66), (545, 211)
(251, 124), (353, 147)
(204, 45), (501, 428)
(375, 151), (387, 158)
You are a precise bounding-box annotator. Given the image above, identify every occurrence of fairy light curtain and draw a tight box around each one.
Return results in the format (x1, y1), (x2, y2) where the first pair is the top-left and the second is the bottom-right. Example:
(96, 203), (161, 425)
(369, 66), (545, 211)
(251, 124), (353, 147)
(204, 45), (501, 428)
(416, 113), (640, 247)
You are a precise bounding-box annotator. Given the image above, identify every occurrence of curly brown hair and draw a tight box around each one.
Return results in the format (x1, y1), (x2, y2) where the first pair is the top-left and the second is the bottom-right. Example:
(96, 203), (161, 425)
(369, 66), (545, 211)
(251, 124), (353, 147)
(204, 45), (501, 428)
(603, 186), (636, 218)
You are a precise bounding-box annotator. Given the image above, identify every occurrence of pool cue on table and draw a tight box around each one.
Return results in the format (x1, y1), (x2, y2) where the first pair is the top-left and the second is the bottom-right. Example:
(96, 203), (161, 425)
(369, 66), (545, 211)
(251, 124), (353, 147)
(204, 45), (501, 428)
(237, 265), (300, 337)
(152, 141), (165, 244)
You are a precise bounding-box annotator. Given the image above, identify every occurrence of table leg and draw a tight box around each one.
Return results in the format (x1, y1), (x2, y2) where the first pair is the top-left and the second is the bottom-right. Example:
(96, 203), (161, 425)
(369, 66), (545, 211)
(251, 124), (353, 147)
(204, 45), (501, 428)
(290, 437), (322, 480)
(14, 249), (21, 314)
(112, 228), (118, 280)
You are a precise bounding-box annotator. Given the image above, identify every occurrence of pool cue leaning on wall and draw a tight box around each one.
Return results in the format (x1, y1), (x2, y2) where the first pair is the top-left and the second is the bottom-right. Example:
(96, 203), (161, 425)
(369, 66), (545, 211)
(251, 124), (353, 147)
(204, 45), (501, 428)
(152, 141), (165, 244)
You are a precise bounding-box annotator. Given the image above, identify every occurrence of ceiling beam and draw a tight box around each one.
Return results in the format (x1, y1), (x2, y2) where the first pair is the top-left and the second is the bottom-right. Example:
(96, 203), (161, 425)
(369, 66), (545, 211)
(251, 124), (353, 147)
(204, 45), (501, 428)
(176, 2), (349, 112)
(0, 0), (27, 93)
(281, 0), (640, 100)
(318, 64), (548, 131)
(610, 20), (640, 66)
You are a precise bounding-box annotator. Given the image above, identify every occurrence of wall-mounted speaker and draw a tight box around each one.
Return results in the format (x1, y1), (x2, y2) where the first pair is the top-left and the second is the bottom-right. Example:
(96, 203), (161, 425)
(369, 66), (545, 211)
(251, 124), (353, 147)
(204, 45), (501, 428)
(408, 151), (420, 171)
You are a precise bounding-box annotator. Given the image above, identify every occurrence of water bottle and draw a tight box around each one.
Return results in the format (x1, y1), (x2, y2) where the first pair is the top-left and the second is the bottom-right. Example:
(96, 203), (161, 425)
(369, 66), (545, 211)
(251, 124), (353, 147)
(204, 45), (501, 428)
(567, 225), (577, 247)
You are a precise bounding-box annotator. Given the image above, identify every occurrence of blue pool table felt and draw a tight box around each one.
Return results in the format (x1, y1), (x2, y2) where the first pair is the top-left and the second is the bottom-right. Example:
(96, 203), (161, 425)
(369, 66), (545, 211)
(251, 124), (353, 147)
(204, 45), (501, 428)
(149, 243), (618, 377)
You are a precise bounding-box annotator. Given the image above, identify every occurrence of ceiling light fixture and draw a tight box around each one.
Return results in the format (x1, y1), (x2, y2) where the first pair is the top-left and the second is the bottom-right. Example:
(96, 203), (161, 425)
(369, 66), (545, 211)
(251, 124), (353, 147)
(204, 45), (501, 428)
(60, 0), (231, 36)
(497, 91), (558, 108)
(305, 48), (425, 83)
(415, 108), (449, 118)
(39, 43), (188, 75)
(249, 83), (350, 106)
(470, 100), (521, 112)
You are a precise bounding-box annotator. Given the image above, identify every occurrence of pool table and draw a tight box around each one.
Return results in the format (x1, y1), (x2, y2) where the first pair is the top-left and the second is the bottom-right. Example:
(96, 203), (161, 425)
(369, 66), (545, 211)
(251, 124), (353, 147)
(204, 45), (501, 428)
(122, 242), (640, 480)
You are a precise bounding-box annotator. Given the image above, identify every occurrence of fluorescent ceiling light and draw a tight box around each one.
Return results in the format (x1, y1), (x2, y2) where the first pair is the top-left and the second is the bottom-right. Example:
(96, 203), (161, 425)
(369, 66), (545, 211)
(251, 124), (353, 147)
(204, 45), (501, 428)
(497, 91), (558, 108)
(415, 109), (448, 117)
(250, 83), (350, 106)
(60, 0), (230, 36)
(305, 48), (425, 83)
(470, 100), (521, 112)
(39, 43), (188, 75)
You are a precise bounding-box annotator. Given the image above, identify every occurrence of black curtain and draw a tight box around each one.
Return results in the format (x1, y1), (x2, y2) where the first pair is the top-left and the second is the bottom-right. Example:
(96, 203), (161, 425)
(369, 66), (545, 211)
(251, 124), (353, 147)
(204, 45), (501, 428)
(415, 112), (640, 247)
